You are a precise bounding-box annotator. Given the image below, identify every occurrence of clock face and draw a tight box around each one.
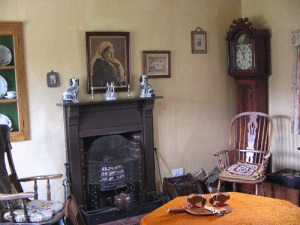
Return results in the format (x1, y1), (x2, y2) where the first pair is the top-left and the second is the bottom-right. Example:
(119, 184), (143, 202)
(235, 34), (252, 70)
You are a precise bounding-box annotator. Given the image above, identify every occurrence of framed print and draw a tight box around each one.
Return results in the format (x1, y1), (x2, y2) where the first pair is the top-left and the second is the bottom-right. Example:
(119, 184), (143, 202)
(47, 70), (59, 88)
(86, 32), (130, 93)
(143, 51), (171, 78)
(191, 30), (207, 54)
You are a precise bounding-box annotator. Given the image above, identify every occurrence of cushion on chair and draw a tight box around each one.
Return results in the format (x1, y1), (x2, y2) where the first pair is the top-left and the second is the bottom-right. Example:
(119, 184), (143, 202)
(267, 169), (300, 189)
(3, 200), (64, 223)
(4, 208), (53, 223)
(26, 200), (64, 213)
(219, 161), (263, 181)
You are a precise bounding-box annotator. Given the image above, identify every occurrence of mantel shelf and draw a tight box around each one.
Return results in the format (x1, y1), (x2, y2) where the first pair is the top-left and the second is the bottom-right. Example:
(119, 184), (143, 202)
(56, 96), (163, 107)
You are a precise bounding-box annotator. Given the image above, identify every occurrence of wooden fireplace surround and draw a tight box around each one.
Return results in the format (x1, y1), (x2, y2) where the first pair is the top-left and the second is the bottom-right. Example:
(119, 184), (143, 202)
(58, 97), (160, 207)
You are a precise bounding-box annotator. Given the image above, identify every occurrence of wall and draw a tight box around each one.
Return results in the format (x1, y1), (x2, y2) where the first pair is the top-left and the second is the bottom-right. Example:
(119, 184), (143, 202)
(242, 0), (300, 171)
(1, 0), (240, 202)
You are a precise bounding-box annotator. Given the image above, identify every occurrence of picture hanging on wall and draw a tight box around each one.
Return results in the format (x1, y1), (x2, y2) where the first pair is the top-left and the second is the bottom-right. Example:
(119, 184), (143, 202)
(191, 27), (207, 54)
(46, 70), (59, 88)
(86, 32), (130, 93)
(143, 50), (171, 78)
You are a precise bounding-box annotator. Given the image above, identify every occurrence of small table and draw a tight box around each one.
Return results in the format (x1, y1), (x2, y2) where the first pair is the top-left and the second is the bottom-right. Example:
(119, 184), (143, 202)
(140, 192), (300, 225)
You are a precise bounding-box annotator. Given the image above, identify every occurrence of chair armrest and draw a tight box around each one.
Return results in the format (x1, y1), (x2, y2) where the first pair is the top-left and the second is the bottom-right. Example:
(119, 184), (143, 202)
(0, 192), (34, 201)
(215, 149), (270, 155)
(18, 174), (62, 182)
(214, 149), (233, 156)
(263, 152), (271, 160)
(0, 192), (35, 223)
(18, 174), (62, 201)
(214, 149), (234, 170)
(214, 149), (271, 171)
(261, 152), (271, 175)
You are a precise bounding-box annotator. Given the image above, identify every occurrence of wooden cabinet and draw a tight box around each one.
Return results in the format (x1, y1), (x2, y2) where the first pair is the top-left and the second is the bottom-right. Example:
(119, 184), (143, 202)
(0, 22), (29, 141)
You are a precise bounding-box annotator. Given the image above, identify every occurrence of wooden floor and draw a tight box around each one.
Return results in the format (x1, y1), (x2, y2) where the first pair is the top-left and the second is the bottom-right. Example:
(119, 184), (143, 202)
(98, 214), (145, 225)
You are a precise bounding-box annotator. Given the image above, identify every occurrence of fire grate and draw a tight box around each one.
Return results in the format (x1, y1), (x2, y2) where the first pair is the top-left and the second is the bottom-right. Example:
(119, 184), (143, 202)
(86, 134), (140, 210)
(88, 158), (137, 191)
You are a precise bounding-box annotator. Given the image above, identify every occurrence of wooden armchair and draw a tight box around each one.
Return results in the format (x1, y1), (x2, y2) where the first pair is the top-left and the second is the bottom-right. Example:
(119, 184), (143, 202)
(214, 112), (273, 195)
(0, 124), (64, 224)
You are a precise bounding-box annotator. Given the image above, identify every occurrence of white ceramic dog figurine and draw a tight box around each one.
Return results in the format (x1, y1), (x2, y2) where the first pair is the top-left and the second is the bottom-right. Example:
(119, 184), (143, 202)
(139, 75), (154, 98)
(62, 77), (79, 103)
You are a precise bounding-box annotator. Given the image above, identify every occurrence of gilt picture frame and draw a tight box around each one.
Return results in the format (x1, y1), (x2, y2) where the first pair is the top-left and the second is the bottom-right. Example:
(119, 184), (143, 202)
(143, 50), (171, 78)
(86, 32), (130, 93)
(191, 31), (207, 54)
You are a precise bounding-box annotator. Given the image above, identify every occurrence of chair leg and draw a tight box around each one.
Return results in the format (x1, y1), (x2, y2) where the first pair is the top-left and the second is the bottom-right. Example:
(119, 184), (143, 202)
(233, 183), (237, 192)
(217, 180), (222, 192)
(255, 184), (258, 195)
(261, 183), (266, 197)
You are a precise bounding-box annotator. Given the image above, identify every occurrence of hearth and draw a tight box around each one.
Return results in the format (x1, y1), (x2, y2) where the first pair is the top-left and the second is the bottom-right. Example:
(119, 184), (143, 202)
(58, 97), (162, 224)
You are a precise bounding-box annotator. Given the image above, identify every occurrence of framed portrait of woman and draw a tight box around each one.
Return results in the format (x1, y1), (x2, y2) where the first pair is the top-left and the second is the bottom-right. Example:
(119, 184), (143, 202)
(86, 32), (130, 93)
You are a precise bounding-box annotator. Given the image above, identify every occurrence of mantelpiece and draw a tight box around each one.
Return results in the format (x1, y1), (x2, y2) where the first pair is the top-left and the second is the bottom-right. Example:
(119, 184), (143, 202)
(57, 96), (162, 224)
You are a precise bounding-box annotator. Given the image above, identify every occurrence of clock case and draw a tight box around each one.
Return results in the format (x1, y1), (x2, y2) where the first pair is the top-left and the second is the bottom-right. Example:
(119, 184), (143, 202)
(227, 17), (270, 77)
(226, 18), (271, 115)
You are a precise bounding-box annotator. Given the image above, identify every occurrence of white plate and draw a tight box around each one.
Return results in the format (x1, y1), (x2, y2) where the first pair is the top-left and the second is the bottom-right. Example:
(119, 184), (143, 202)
(0, 114), (12, 129)
(0, 75), (8, 98)
(4, 96), (16, 99)
(0, 45), (12, 66)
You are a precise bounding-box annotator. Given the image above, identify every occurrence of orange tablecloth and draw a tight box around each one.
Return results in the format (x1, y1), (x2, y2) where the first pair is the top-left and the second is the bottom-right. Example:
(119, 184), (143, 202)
(140, 192), (300, 225)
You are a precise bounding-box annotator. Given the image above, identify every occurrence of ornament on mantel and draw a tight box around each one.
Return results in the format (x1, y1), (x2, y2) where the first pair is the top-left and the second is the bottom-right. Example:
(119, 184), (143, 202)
(106, 82), (116, 100)
(62, 77), (79, 103)
(139, 75), (154, 98)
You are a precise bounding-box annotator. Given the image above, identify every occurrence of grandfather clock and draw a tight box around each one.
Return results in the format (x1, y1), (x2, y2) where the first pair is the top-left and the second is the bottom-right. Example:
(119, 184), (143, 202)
(227, 18), (271, 194)
(227, 17), (270, 113)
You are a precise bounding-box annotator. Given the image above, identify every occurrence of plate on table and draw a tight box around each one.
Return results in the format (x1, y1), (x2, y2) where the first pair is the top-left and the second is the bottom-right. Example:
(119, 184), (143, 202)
(0, 114), (12, 130)
(182, 202), (231, 216)
(0, 75), (8, 98)
(0, 45), (12, 66)
(168, 202), (232, 216)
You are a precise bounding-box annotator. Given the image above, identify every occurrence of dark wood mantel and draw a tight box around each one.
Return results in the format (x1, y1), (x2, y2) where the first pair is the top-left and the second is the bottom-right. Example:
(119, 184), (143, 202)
(57, 96), (161, 207)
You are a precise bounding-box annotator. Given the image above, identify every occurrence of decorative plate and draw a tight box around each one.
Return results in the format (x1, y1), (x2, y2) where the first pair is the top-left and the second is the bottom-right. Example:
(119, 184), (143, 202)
(0, 114), (12, 129)
(0, 75), (8, 98)
(0, 45), (12, 66)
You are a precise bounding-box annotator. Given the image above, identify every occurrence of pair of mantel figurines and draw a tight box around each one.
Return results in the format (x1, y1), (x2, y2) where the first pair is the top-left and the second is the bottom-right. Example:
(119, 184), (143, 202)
(62, 75), (154, 103)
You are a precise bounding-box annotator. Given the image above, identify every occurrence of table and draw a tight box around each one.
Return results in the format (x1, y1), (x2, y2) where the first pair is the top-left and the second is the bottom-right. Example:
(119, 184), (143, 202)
(140, 192), (300, 225)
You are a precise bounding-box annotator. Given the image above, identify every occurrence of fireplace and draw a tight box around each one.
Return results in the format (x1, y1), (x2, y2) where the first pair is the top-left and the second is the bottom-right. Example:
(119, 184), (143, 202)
(58, 97), (161, 224)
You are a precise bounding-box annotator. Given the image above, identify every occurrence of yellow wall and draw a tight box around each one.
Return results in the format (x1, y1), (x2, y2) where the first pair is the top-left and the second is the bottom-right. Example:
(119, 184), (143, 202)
(242, 0), (300, 171)
(242, 0), (300, 114)
(0, 0), (298, 202)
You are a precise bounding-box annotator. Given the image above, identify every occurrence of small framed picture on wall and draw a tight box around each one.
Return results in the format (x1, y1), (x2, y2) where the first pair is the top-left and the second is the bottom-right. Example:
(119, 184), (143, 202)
(143, 50), (171, 78)
(191, 29), (207, 54)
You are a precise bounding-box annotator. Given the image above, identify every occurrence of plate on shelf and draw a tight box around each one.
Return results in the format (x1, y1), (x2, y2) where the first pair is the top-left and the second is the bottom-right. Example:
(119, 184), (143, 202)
(0, 45), (12, 66)
(0, 75), (8, 98)
(4, 96), (16, 100)
(0, 114), (12, 130)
